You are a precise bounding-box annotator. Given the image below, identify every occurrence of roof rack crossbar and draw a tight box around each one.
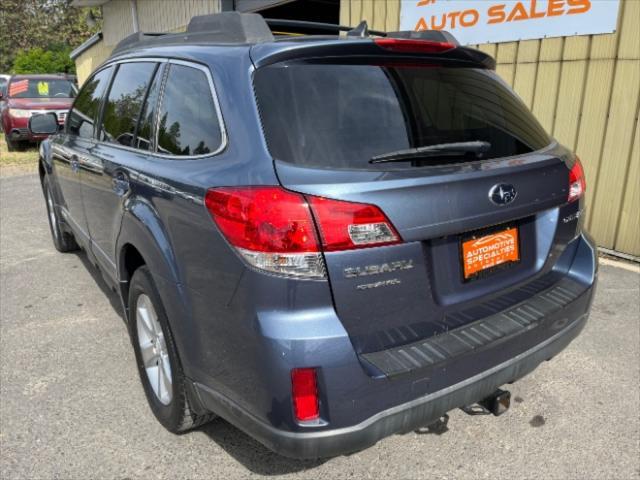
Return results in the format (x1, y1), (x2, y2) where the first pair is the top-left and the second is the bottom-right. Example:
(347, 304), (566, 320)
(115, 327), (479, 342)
(265, 18), (387, 37)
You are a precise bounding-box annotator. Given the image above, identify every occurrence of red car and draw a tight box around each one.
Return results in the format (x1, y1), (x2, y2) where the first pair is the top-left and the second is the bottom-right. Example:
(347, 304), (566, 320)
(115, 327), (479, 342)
(1, 74), (77, 151)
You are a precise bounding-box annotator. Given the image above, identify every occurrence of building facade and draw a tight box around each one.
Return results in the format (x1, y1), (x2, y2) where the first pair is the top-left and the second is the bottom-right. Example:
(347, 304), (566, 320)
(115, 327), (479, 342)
(71, 0), (639, 258)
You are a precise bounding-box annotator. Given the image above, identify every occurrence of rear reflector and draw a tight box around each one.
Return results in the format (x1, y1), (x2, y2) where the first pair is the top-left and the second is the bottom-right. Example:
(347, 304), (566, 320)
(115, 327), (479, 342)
(568, 157), (586, 203)
(205, 186), (402, 278)
(291, 368), (319, 422)
(374, 38), (456, 54)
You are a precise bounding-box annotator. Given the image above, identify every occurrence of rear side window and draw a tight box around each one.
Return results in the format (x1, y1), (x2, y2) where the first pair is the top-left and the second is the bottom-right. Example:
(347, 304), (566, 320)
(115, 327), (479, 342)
(157, 64), (222, 156)
(99, 62), (157, 147)
(254, 64), (552, 169)
(68, 67), (113, 139)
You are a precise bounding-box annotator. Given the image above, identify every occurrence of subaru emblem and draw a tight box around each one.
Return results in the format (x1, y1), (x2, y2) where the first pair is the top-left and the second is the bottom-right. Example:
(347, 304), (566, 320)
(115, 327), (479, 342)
(489, 184), (517, 206)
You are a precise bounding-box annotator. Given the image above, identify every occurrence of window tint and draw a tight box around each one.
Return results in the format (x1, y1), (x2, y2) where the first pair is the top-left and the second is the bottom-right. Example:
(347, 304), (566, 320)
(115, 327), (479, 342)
(254, 64), (552, 169)
(157, 64), (222, 156)
(0, 78), (7, 96)
(100, 62), (157, 147)
(134, 67), (163, 151)
(68, 67), (112, 139)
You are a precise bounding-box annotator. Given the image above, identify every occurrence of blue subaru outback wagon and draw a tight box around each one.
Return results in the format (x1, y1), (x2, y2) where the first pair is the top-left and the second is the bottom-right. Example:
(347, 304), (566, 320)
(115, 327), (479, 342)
(30, 12), (597, 458)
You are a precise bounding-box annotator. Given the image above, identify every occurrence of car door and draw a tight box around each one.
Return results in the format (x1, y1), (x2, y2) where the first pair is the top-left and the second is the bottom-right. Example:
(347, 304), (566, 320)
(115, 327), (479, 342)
(53, 66), (113, 241)
(81, 61), (162, 281)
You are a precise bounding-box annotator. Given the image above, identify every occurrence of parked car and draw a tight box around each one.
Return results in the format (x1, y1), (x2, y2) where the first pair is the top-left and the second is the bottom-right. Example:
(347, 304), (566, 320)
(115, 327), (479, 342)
(1, 74), (77, 151)
(0, 74), (9, 95)
(0, 74), (10, 115)
(30, 13), (597, 459)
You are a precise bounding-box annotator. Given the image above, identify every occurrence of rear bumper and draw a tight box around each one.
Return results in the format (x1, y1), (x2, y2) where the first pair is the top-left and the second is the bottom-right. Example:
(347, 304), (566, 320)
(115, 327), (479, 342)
(192, 232), (597, 459)
(195, 310), (588, 458)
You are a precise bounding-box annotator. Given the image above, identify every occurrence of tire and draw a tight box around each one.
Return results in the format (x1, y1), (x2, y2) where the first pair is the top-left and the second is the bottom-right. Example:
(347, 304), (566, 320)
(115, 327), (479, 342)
(128, 266), (216, 432)
(42, 176), (79, 252)
(5, 136), (16, 152)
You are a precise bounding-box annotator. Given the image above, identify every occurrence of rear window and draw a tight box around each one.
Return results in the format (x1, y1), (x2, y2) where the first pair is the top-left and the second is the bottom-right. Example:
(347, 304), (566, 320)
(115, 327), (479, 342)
(254, 64), (551, 169)
(8, 78), (77, 99)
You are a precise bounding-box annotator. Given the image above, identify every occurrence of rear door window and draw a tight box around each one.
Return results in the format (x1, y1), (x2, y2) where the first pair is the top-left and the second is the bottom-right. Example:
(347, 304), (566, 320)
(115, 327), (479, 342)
(67, 67), (113, 139)
(254, 64), (552, 169)
(156, 64), (222, 156)
(99, 62), (158, 147)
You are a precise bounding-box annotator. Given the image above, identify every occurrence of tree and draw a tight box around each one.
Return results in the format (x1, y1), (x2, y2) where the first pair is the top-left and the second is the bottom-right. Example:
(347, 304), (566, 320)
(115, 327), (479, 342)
(0, 0), (100, 72)
(12, 46), (76, 74)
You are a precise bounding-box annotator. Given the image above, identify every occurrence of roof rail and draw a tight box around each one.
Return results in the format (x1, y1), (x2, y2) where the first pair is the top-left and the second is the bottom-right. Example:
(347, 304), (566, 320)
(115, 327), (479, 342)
(111, 12), (274, 56)
(110, 12), (462, 58)
(112, 32), (168, 56)
(186, 11), (274, 42)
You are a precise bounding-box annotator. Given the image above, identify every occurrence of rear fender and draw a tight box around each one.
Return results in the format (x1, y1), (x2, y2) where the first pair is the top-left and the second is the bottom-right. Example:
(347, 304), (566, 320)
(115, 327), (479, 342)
(116, 196), (187, 324)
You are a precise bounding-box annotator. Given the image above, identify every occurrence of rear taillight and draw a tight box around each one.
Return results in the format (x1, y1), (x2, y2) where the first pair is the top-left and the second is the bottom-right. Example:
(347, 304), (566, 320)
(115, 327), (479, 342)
(568, 157), (586, 203)
(205, 187), (324, 278)
(291, 368), (319, 422)
(205, 187), (402, 278)
(374, 38), (456, 54)
(307, 196), (401, 252)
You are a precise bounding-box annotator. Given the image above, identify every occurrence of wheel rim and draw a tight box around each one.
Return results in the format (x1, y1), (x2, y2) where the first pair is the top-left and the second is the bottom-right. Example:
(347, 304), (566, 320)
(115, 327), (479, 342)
(136, 294), (173, 405)
(45, 187), (59, 241)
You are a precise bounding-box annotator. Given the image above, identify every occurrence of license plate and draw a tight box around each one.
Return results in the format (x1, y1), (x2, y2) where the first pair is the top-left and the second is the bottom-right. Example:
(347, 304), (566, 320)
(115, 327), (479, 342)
(461, 226), (520, 280)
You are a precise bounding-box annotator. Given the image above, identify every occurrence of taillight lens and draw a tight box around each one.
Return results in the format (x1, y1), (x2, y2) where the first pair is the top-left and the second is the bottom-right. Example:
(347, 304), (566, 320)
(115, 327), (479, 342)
(291, 368), (319, 422)
(205, 186), (401, 278)
(205, 187), (325, 278)
(307, 196), (401, 252)
(205, 187), (319, 253)
(568, 157), (586, 203)
(374, 38), (456, 54)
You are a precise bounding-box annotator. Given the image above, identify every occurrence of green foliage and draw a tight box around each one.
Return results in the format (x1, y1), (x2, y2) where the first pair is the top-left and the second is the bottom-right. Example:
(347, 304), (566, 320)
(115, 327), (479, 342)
(12, 46), (76, 74)
(0, 0), (100, 73)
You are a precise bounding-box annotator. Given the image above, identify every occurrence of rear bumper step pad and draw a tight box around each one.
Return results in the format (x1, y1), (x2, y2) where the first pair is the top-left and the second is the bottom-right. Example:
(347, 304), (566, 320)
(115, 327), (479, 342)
(361, 277), (586, 377)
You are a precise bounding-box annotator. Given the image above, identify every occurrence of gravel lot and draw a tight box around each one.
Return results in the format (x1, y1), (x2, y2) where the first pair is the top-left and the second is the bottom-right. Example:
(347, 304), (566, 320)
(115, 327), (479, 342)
(1, 173), (639, 480)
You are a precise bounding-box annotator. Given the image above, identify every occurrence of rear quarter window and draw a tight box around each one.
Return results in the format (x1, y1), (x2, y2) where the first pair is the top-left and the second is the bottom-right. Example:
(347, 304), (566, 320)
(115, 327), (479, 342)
(254, 64), (552, 170)
(156, 64), (223, 156)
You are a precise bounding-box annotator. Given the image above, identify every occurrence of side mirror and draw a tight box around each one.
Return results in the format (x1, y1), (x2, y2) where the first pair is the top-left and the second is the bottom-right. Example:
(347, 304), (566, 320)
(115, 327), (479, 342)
(29, 113), (59, 135)
(0, 91), (4, 100)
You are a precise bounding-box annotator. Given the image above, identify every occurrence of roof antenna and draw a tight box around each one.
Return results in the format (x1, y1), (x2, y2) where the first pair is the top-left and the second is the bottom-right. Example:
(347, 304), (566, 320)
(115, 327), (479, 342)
(347, 20), (369, 37)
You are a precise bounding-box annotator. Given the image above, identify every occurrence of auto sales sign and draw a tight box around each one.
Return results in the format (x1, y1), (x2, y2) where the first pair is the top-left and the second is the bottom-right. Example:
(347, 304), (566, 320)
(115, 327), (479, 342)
(399, 0), (621, 45)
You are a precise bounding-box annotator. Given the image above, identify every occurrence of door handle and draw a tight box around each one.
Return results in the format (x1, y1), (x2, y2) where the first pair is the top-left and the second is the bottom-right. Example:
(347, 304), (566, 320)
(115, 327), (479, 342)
(70, 155), (80, 173)
(112, 171), (130, 196)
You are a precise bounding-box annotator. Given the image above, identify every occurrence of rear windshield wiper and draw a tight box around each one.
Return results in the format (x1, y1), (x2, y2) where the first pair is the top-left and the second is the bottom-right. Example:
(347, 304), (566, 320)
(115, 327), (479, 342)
(369, 141), (491, 164)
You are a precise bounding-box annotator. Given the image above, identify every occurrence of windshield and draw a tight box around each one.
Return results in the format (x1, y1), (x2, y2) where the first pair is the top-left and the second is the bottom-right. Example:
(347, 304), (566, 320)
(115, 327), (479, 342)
(8, 78), (77, 99)
(254, 63), (551, 169)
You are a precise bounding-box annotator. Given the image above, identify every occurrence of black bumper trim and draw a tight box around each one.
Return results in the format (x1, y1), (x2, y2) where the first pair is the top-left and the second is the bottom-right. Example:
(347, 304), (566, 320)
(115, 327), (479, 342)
(361, 277), (586, 377)
(193, 313), (587, 459)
